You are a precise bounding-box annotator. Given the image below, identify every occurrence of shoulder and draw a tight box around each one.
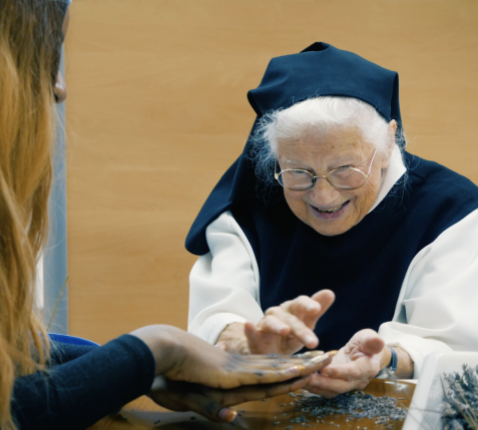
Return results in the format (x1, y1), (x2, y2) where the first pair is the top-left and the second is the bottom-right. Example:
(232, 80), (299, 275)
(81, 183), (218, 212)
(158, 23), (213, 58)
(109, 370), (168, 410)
(403, 152), (478, 222)
(405, 152), (478, 195)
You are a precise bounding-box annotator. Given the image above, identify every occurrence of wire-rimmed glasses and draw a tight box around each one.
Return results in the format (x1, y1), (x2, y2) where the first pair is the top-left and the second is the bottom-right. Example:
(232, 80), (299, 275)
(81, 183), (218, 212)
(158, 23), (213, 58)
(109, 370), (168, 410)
(274, 149), (377, 191)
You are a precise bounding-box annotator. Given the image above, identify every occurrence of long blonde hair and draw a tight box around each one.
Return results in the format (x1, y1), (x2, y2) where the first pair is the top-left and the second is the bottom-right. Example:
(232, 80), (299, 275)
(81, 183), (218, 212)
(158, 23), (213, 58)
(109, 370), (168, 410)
(0, 1), (68, 428)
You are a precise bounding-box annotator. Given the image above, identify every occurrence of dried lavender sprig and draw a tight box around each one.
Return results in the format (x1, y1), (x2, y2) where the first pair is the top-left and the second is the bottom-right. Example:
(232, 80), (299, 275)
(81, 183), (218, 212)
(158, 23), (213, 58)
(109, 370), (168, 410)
(442, 365), (478, 430)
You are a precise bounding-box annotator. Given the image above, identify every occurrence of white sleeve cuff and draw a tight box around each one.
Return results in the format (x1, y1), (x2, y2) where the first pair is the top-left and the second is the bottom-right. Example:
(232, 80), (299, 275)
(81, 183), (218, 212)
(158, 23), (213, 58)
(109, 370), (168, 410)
(379, 322), (453, 378)
(192, 313), (248, 345)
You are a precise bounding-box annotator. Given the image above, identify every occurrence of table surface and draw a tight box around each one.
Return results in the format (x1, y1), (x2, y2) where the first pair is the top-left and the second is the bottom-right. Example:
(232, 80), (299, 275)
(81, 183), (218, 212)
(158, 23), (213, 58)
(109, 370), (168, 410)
(88, 379), (415, 430)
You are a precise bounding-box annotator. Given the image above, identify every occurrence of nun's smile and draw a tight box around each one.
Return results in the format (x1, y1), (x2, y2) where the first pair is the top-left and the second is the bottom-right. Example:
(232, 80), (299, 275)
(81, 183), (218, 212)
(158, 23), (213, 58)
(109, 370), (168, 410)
(277, 124), (394, 236)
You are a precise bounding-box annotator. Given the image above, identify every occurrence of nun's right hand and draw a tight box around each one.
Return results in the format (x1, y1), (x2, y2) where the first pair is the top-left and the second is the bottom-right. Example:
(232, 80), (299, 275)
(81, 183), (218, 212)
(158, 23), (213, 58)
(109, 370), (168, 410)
(217, 289), (335, 355)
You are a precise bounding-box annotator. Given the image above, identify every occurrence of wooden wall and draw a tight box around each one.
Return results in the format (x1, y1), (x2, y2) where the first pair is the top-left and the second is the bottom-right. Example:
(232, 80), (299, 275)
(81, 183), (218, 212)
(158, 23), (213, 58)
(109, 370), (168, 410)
(65, 0), (478, 344)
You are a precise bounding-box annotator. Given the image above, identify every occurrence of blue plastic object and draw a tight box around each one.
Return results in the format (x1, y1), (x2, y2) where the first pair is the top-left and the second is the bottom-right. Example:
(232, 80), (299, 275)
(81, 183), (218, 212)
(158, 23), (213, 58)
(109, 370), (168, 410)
(48, 333), (100, 347)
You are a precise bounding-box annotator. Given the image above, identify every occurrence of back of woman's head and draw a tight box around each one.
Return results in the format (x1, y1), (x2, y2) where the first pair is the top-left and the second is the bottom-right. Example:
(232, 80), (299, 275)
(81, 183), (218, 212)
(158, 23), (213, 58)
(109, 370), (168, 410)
(0, 1), (68, 429)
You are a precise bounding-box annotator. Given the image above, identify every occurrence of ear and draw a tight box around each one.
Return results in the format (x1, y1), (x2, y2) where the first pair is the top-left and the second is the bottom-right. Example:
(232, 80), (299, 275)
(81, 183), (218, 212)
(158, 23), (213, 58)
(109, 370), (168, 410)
(380, 120), (397, 169)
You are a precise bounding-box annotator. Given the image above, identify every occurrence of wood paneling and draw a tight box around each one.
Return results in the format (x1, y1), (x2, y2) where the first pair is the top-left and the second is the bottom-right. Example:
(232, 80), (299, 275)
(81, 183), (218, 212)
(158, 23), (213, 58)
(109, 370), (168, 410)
(65, 0), (478, 344)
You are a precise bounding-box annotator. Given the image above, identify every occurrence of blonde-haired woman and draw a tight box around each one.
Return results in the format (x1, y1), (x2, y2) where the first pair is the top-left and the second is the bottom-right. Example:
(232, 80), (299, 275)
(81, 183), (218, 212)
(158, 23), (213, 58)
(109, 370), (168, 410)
(0, 2), (333, 429)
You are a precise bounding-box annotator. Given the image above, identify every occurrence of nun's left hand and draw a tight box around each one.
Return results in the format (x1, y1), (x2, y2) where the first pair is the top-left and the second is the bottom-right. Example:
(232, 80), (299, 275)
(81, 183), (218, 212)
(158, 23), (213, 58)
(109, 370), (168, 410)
(304, 329), (386, 397)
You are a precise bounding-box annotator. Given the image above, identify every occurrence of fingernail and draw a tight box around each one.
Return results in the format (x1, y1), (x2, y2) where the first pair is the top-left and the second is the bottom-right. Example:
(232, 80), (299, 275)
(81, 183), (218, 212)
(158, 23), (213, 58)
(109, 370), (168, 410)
(285, 365), (300, 375)
(307, 354), (330, 365)
(327, 350), (339, 357)
(219, 408), (237, 422)
(305, 335), (316, 345)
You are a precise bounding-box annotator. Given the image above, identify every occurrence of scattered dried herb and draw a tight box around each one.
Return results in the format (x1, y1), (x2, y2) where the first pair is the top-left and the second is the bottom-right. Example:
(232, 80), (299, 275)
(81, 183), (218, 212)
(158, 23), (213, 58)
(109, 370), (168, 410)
(287, 390), (406, 428)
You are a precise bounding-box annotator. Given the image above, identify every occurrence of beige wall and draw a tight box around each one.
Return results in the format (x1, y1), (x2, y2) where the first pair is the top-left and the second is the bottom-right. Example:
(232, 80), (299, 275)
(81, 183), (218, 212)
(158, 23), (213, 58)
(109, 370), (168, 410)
(66, 0), (478, 344)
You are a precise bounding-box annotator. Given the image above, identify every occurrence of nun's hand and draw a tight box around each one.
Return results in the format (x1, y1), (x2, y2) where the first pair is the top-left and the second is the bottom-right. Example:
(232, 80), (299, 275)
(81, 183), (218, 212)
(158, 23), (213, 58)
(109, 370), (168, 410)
(217, 290), (335, 355)
(149, 374), (314, 423)
(304, 329), (386, 397)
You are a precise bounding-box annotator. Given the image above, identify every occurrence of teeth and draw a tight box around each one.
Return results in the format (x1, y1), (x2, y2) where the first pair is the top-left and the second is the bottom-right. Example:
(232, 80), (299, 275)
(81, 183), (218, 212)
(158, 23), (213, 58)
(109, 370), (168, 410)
(319, 203), (345, 213)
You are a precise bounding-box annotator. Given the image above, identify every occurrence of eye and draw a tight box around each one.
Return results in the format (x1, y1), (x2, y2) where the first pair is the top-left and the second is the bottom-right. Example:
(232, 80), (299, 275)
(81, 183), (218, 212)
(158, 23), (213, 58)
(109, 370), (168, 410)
(288, 169), (311, 178)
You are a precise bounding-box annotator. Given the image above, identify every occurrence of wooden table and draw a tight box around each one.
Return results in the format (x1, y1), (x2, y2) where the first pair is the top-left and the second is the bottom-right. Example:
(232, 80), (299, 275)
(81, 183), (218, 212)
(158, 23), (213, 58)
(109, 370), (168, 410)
(88, 380), (415, 430)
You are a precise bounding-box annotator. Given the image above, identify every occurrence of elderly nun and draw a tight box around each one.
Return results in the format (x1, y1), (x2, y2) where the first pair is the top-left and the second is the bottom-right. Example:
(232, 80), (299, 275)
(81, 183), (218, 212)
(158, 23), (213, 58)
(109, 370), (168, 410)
(186, 42), (478, 397)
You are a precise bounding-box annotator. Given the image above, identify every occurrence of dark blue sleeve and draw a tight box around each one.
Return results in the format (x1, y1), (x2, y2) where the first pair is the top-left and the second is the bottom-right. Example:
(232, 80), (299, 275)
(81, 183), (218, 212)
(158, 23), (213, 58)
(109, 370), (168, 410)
(11, 334), (156, 430)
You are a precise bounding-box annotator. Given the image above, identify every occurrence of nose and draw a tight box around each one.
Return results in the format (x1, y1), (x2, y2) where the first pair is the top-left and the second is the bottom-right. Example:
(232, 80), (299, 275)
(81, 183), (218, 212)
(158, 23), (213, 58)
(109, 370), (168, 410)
(307, 177), (341, 206)
(54, 71), (67, 104)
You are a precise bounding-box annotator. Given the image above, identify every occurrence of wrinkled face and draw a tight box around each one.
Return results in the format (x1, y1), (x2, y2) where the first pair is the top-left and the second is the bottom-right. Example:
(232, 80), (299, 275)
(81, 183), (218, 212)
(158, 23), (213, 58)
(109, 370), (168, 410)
(276, 124), (394, 236)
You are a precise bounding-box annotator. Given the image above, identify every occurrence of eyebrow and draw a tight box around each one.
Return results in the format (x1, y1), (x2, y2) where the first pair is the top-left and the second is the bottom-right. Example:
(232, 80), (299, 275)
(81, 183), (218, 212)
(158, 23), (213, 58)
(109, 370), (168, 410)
(281, 155), (361, 170)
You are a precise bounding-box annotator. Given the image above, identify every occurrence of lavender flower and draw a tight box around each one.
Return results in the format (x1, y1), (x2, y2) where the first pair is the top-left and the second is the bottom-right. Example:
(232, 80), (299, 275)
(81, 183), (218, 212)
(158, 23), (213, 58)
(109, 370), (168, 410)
(442, 365), (478, 430)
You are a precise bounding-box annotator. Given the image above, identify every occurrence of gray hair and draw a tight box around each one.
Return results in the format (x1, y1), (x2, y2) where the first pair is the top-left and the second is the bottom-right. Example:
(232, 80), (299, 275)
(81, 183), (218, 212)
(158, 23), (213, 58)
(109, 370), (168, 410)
(250, 97), (406, 187)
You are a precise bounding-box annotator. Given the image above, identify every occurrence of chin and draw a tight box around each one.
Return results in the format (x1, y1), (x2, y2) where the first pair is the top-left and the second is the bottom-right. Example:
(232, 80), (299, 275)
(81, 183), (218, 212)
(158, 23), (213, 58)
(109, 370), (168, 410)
(310, 223), (351, 236)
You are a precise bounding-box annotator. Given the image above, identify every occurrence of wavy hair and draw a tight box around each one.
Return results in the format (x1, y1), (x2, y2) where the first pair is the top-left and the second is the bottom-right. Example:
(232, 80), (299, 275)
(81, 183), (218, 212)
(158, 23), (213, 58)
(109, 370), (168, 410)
(0, 1), (68, 429)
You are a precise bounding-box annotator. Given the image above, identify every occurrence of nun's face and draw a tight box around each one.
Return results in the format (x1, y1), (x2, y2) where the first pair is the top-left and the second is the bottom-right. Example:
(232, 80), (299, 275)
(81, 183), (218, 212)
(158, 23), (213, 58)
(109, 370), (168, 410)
(276, 123), (395, 236)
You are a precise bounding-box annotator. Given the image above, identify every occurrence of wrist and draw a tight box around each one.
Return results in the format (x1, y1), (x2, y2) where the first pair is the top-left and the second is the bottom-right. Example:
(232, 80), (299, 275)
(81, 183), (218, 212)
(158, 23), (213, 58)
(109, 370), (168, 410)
(376, 346), (397, 379)
(217, 322), (250, 354)
(130, 325), (182, 376)
(379, 345), (392, 370)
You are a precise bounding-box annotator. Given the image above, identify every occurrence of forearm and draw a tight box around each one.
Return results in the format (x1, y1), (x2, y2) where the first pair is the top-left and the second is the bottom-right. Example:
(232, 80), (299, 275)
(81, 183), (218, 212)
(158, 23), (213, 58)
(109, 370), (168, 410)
(13, 335), (155, 430)
(379, 346), (414, 379)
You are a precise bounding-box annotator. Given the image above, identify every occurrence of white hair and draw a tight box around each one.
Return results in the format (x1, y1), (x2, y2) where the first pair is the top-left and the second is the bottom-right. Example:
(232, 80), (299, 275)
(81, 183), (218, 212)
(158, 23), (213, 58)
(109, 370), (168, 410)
(250, 97), (405, 186)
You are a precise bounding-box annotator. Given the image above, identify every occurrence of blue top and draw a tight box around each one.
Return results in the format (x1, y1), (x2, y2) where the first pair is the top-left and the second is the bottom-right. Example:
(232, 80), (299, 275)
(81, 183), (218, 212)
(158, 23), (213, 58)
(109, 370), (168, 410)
(12, 334), (155, 430)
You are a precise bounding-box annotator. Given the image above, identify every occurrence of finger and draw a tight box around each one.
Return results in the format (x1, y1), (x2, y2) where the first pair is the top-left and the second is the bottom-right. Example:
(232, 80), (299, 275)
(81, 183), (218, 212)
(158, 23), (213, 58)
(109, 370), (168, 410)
(360, 332), (385, 356)
(214, 341), (227, 351)
(256, 314), (291, 336)
(150, 378), (238, 423)
(244, 321), (264, 344)
(311, 290), (335, 318)
(305, 372), (367, 397)
(244, 321), (267, 354)
(286, 296), (322, 320)
(320, 357), (380, 381)
(301, 290), (335, 328)
(228, 352), (334, 386)
(219, 375), (313, 407)
(275, 311), (318, 349)
(261, 308), (318, 348)
(180, 376), (314, 423)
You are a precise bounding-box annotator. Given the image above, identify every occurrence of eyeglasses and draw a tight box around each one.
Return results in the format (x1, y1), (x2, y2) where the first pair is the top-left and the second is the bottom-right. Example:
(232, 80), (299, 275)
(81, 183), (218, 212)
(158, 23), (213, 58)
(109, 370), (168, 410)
(274, 149), (377, 191)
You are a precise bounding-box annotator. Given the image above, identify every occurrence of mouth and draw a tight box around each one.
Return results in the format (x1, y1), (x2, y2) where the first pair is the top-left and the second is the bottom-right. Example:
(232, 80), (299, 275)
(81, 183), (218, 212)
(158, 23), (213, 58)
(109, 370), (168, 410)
(310, 201), (350, 220)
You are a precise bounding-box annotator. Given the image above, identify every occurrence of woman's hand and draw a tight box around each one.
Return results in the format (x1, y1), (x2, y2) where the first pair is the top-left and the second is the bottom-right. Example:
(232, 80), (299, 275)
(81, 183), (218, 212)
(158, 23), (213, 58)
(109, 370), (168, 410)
(149, 374), (313, 423)
(217, 290), (335, 355)
(130, 325), (332, 390)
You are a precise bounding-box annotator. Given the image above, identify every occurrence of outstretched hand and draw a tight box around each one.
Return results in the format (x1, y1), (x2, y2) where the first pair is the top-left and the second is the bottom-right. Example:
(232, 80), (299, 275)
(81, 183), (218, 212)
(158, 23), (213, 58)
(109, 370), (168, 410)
(218, 290), (335, 355)
(131, 325), (332, 389)
(149, 374), (313, 423)
(131, 324), (334, 423)
(304, 329), (386, 398)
